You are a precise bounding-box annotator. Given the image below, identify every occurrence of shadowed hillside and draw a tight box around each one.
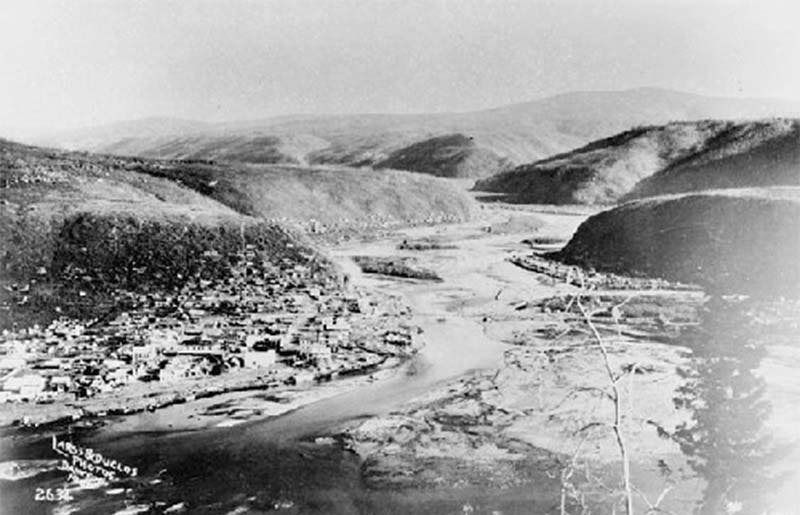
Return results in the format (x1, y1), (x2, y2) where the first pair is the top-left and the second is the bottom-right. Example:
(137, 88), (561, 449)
(473, 121), (731, 203)
(31, 88), (800, 178)
(375, 134), (511, 178)
(552, 189), (800, 297)
(626, 119), (800, 199)
(475, 118), (800, 204)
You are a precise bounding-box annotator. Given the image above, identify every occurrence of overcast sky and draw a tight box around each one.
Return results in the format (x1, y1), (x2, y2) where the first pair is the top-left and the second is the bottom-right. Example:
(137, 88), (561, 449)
(1, 0), (799, 130)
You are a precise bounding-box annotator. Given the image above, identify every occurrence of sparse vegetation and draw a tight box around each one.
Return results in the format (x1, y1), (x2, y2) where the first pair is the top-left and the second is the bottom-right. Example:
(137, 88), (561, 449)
(626, 119), (800, 200)
(351, 256), (442, 281)
(397, 237), (457, 251)
(474, 119), (800, 204)
(129, 161), (478, 233)
(486, 214), (545, 235)
(375, 133), (512, 179)
(553, 191), (800, 297)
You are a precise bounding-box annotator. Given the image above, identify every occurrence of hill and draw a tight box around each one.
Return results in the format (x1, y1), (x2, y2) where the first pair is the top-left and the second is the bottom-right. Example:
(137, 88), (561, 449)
(551, 189), (800, 297)
(30, 88), (800, 179)
(626, 119), (800, 199)
(99, 132), (331, 166)
(473, 121), (730, 203)
(0, 138), (327, 328)
(374, 134), (511, 178)
(128, 161), (477, 233)
(475, 118), (800, 204)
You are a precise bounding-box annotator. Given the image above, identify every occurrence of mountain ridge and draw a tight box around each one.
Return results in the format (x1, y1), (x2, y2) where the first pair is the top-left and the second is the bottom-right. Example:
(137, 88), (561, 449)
(27, 88), (800, 180)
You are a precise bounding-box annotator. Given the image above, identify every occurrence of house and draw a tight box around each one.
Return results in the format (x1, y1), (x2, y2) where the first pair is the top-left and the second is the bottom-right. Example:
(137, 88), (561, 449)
(285, 370), (315, 386)
(243, 350), (276, 368)
(175, 338), (223, 357)
(103, 358), (126, 370)
(131, 344), (159, 362)
(4, 373), (47, 399)
(49, 375), (72, 392)
(252, 337), (281, 352)
(33, 358), (63, 370)
(244, 334), (262, 347)
(148, 328), (180, 349)
(107, 368), (132, 385)
(0, 356), (27, 369)
(299, 342), (333, 366)
(383, 330), (412, 347)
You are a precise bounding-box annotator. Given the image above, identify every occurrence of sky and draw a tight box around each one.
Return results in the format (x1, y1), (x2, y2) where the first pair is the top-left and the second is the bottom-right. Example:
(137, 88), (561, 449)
(1, 0), (799, 131)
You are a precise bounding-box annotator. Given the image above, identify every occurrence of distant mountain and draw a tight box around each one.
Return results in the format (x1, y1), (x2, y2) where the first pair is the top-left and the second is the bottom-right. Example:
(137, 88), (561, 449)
(28, 88), (800, 179)
(38, 117), (213, 151)
(475, 118), (800, 204)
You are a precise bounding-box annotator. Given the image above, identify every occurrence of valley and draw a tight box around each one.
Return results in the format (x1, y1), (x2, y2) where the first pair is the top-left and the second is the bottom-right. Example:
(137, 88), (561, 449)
(3, 2), (800, 514)
(2, 91), (800, 515)
(2, 199), (799, 514)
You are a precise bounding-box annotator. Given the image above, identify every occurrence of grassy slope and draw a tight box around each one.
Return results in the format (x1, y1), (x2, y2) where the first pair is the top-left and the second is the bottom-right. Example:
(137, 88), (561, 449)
(553, 189), (800, 297)
(100, 132), (332, 166)
(626, 119), (800, 199)
(475, 119), (800, 204)
(374, 133), (512, 178)
(132, 162), (478, 231)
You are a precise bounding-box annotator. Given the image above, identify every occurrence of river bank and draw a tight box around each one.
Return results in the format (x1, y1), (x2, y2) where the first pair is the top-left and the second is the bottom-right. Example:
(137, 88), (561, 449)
(0, 354), (405, 432)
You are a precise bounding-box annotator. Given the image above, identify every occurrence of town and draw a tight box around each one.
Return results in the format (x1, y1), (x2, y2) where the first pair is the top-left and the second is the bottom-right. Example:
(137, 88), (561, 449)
(0, 244), (420, 412)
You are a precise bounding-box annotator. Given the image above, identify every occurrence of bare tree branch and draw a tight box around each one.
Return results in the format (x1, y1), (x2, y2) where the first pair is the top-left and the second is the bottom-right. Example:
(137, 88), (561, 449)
(577, 294), (634, 515)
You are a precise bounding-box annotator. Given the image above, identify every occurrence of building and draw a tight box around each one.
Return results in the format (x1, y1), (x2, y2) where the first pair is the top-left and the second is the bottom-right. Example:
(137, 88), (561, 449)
(243, 350), (277, 368)
(3, 372), (47, 400)
(299, 342), (333, 367)
(0, 356), (27, 369)
(174, 338), (223, 357)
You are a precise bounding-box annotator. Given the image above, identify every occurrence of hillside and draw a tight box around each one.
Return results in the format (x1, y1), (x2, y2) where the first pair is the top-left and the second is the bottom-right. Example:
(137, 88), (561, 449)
(129, 162), (478, 233)
(473, 121), (731, 203)
(475, 118), (800, 204)
(552, 189), (800, 297)
(626, 119), (800, 199)
(0, 138), (328, 328)
(374, 134), (511, 178)
(99, 132), (331, 166)
(30, 88), (800, 179)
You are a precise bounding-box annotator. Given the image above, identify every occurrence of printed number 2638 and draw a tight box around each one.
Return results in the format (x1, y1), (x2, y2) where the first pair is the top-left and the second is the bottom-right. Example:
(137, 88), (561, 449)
(34, 487), (73, 502)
